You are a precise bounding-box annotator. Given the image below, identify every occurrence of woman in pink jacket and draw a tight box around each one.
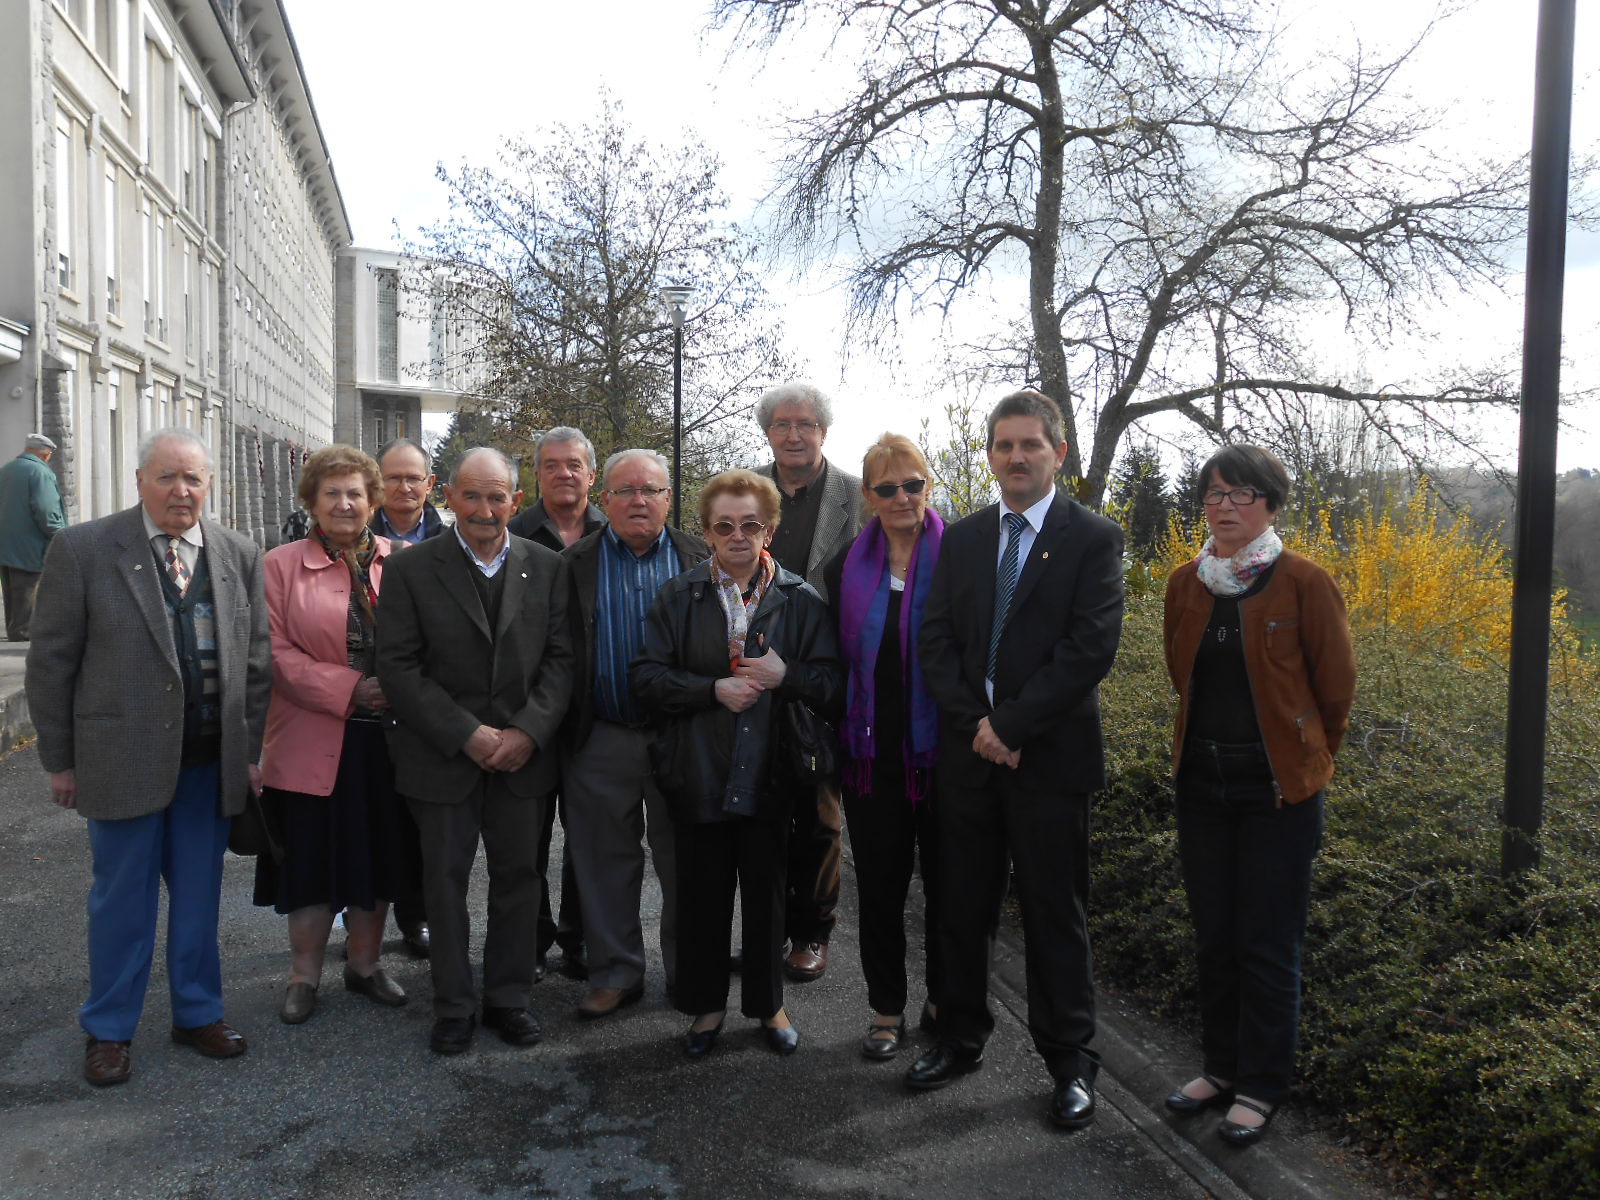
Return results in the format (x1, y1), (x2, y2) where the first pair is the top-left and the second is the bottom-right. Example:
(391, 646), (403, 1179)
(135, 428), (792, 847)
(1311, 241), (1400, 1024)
(253, 445), (418, 1024)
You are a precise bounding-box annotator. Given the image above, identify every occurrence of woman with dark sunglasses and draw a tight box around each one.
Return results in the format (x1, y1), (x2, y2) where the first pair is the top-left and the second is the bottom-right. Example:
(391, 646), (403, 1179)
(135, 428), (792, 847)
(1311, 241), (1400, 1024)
(1161, 444), (1356, 1145)
(822, 433), (945, 1061)
(632, 470), (842, 1059)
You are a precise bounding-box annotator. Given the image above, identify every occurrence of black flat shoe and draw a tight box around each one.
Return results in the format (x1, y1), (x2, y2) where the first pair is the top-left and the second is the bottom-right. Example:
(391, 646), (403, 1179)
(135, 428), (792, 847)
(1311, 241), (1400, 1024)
(430, 1015), (475, 1055)
(482, 1006), (542, 1046)
(1164, 1073), (1233, 1115)
(399, 921), (430, 959)
(860, 1018), (906, 1061)
(684, 1019), (724, 1059)
(905, 1043), (984, 1091)
(344, 965), (407, 1007)
(764, 1021), (800, 1056)
(1049, 1077), (1097, 1130)
(1218, 1096), (1276, 1146)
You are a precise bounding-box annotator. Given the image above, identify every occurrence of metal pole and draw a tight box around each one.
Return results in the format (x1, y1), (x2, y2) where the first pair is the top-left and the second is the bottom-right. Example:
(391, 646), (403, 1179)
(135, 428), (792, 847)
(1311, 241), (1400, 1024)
(1502, 0), (1577, 878)
(672, 322), (683, 530)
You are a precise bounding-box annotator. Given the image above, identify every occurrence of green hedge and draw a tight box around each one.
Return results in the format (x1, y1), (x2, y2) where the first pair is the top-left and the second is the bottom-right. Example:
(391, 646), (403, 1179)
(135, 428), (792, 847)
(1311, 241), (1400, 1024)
(1092, 595), (1600, 1199)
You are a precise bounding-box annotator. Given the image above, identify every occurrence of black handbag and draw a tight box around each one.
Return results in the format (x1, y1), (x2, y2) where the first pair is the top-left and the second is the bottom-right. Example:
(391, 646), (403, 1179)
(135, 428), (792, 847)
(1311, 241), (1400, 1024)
(228, 788), (285, 863)
(781, 698), (838, 784)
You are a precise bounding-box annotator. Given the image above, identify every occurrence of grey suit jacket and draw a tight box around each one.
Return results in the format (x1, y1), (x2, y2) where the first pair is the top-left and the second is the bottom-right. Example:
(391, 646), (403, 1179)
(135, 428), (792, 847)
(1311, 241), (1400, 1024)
(375, 530), (575, 803)
(26, 506), (272, 821)
(762, 459), (863, 601)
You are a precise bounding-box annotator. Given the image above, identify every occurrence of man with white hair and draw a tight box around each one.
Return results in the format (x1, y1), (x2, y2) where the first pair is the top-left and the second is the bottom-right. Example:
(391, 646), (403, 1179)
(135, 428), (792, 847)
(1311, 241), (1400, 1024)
(756, 383), (863, 982)
(561, 449), (707, 1017)
(0, 432), (68, 640)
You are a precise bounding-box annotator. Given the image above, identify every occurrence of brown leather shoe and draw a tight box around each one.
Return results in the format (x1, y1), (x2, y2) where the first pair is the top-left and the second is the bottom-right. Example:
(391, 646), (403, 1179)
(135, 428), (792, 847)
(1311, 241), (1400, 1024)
(784, 941), (829, 982)
(577, 983), (645, 1019)
(83, 1037), (132, 1086)
(170, 1020), (248, 1059)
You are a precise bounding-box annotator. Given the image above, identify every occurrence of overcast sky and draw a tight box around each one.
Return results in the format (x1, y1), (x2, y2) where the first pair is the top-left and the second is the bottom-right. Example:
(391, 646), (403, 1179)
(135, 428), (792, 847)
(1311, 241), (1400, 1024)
(284, 0), (1600, 474)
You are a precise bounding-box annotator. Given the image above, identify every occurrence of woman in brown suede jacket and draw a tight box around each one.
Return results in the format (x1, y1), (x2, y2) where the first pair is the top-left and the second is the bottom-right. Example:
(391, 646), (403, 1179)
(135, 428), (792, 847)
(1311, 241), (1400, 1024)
(1160, 445), (1356, 1146)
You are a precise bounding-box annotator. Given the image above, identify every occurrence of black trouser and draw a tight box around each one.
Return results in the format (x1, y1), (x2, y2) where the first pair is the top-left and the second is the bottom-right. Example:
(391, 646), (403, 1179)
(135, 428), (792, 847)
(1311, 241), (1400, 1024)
(937, 773), (1098, 1083)
(1, 565), (40, 641)
(843, 764), (940, 1017)
(534, 792), (584, 959)
(784, 780), (841, 947)
(674, 816), (787, 1020)
(1176, 738), (1324, 1107)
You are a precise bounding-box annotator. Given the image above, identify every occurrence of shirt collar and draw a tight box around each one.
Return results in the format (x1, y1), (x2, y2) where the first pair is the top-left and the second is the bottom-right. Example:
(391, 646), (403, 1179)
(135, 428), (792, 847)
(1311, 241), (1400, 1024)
(142, 507), (204, 548)
(1000, 489), (1056, 535)
(603, 523), (667, 559)
(453, 523), (511, 576)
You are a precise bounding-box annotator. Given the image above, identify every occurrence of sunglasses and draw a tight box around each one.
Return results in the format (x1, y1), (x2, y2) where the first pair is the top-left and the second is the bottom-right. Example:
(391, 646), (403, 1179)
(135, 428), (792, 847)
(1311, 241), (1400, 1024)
(868, 478), (927, 499)
(710, 519), (768, 538)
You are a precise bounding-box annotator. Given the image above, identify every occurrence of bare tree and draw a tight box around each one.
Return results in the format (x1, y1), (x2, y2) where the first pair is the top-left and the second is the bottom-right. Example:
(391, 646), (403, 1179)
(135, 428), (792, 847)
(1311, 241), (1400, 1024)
(715, 0), (1530, 505)
(407, 97), (791, 484)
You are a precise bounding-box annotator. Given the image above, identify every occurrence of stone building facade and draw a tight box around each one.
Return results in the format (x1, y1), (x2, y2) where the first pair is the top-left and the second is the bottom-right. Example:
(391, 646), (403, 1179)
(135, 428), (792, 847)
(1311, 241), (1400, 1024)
(0, 0), (350, 543)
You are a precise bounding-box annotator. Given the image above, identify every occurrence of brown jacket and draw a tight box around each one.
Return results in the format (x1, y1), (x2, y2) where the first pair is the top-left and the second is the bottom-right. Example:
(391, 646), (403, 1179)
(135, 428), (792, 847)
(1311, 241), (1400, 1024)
(1163, 549), (1356, 805)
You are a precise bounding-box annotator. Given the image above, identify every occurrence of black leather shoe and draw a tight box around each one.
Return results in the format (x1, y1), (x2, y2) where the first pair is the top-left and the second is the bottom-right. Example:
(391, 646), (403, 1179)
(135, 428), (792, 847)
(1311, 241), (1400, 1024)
(343, 966), (407, 1007)
(1164, 1074), (1232, 1115)
(860, 1018), (906, 1061)
(684, 1019), (724, 1060)
(905, 1043), (984, 1091)
(764, 1021), (800, 1055)
(557, 947), (589, 981)
(1050, 1077), (1097, 1130)
(482, 1005), (542, 1046)
(399, 921), (430, 959)
(1218, 1096), (1276, 1146)
(430, 1015), (475, 1055)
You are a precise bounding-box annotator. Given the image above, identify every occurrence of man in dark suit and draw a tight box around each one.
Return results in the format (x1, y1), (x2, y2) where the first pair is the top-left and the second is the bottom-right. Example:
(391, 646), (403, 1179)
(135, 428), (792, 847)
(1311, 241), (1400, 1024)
(376, 447), (574, 1055)
(561, 449), (707, 1018)
(756, 383), (862, 982)
(27, 427), (272, 1086)
(909, 390), (1125, 1131)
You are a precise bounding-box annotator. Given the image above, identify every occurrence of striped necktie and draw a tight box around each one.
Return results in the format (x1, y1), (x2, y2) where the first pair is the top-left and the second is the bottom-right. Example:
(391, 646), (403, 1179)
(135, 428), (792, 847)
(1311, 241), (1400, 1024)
(164, 536), (190, 595)
(987, 511), (1028, 683)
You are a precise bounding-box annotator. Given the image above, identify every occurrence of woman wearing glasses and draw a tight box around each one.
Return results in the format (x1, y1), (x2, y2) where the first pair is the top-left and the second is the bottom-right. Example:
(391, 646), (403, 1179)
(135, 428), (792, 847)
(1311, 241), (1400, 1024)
(820, 434), (944, 1061)
(1161, 445), (1356, 1145)
(632, 469), (842, 1059)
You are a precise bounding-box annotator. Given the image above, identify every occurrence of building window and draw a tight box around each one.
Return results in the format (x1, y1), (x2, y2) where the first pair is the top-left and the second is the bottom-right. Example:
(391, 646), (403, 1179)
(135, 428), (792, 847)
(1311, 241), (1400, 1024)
(375, 268), (399, 383)
(104, 168), (119, 317)
(55, 124), (73, 289)
(149, 212), (168, 342)
(93, 0), (115, 65)
(144, 41), (168, 179)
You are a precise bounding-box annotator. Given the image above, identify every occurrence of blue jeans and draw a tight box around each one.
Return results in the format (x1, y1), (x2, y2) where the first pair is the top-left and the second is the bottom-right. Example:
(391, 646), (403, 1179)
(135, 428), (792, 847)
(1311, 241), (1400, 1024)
(81, 764), (230, 1040)
(1176, 739), (1323, 1106)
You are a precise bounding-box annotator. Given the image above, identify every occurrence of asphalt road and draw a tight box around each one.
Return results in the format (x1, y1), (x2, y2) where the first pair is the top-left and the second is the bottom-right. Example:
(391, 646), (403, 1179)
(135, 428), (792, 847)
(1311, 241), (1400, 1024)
(0, 742), (1390, 1200)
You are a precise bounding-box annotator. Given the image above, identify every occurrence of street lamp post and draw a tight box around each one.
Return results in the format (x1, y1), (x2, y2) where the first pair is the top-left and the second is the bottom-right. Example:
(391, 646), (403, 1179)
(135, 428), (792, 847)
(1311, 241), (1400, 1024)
(659, 284), (695, 529)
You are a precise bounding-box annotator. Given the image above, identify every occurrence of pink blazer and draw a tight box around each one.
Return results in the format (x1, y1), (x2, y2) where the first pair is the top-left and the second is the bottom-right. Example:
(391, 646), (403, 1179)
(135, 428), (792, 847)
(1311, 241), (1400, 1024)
(260, 535), (391, 795)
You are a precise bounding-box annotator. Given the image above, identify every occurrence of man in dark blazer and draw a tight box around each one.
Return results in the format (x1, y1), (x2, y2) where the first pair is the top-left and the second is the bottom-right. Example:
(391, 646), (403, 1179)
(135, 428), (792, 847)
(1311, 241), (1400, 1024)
(756, 382), (863, 982)
(376, 447), (575, 1055)
(27, 427), (272, 1087)
(910, 390), (1125, 1131)
(561, 448), (707, 1018)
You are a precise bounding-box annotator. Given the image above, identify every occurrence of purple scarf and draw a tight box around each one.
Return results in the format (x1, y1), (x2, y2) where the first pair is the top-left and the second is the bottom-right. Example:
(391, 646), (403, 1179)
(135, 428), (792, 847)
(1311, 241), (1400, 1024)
(839, 508), (944, 805)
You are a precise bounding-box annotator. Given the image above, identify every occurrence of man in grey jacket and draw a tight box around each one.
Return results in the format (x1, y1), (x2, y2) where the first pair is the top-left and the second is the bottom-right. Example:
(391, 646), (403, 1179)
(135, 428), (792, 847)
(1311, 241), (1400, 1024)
(0, 432), (68, 640)
(27, 427), (272, 1087)
(757, 383), (863, 982)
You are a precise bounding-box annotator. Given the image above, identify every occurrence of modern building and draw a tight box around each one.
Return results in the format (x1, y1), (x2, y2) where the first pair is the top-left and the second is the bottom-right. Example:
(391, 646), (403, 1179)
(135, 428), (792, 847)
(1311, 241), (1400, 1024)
(334, 247), (491, 456)
(0, 0), (351, 543)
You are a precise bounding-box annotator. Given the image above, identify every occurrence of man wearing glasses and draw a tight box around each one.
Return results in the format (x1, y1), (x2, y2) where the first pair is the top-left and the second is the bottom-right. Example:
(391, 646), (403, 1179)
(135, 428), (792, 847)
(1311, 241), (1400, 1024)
(756, 383), (862, 983)
(371, 439), (444, 548)
(560, 450), (707, 1018)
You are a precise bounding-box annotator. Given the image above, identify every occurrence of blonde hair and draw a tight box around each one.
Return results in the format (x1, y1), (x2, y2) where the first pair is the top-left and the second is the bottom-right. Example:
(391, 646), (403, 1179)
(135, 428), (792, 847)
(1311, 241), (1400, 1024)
(861, 432), (930, 489)
(698, 469), (782, 531)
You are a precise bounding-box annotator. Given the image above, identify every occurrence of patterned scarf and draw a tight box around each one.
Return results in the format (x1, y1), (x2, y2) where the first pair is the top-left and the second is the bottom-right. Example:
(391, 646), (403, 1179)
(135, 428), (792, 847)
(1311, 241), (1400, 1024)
(838, 509), (944, 805)
(1196, 526), (1283, 597)
(711, 548), (777, 664)
(312, 522), (379, 625)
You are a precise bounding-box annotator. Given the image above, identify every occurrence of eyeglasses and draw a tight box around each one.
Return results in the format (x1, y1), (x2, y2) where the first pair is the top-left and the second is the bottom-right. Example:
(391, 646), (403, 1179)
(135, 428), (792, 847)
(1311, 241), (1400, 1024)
(383, 474), (429, 489)
(608, 486), (668, 500)
(769, 420), (820, 436)
(1202, 488), (1265, 507)
(710, 519), (768, 538)
(869, 478), (927, 499)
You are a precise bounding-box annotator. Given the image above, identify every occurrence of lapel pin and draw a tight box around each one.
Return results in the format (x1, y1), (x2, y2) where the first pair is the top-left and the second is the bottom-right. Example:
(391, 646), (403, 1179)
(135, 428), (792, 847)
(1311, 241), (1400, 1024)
(1042, 552), (1050, 560)
(134, 564), (143, 570)
(521, 572), (528, 579)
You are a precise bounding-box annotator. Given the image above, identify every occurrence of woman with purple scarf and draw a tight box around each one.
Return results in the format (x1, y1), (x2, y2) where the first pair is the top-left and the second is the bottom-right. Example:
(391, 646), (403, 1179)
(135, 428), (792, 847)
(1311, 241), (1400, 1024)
(822, 433), (944, 1061)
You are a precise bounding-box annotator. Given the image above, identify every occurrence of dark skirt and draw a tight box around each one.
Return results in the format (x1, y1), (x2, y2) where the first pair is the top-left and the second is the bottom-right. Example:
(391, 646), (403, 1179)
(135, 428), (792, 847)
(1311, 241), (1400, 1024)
(253, 719), (421, 916)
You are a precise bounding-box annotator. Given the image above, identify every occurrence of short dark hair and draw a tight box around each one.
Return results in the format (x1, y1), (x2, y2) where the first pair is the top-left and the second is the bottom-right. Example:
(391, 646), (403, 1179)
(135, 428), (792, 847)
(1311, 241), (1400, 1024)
(985, 389), (1064, 450)
(1197, 444), (1290, 512)
(376, 437), (432, 474)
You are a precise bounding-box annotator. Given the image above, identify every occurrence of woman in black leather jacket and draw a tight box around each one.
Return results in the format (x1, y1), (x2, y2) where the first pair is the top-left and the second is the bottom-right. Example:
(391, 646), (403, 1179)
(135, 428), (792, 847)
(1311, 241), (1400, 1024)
(632, 469), (842, 1059)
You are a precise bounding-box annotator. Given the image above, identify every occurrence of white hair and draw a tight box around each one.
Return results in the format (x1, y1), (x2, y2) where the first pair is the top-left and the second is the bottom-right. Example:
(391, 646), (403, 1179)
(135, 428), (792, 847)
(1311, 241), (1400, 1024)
(754, 382), (834, 430)
(602, 448), (670, 488)
(138, 426), (211, 470)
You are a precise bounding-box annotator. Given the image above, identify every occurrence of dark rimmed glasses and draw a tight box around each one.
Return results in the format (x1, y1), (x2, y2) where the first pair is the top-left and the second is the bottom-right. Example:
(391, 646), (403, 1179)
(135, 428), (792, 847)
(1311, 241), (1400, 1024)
(869, 478), (928, 499)
(1202, 488), (1265, 507)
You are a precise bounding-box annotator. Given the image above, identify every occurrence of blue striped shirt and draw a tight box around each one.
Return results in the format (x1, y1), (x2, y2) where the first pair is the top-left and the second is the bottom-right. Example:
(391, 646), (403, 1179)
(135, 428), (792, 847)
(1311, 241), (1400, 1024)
(594, 525), (681, 724)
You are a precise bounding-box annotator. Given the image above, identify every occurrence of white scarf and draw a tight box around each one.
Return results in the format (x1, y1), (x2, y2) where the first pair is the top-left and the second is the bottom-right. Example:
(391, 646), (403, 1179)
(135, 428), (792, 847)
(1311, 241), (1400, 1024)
(1196, 527), (1283, 597)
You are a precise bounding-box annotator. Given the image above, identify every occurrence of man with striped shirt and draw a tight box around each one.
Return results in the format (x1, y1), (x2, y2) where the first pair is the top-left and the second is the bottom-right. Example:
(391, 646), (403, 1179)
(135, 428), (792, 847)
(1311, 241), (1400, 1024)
(560, 449), (707, 1018)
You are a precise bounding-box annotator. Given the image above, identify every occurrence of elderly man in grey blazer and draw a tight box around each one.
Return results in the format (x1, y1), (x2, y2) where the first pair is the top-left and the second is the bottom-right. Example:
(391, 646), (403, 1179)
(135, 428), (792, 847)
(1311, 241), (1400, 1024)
(376, 447), (575, 1056)
(27, 427), (272, 1088)
(756, 382), (863, 983)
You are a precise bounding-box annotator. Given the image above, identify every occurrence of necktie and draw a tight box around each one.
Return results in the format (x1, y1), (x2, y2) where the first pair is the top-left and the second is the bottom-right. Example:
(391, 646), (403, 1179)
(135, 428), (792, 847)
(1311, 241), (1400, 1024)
(164, 536), (190, 595)
(987, 511), (1028, 682)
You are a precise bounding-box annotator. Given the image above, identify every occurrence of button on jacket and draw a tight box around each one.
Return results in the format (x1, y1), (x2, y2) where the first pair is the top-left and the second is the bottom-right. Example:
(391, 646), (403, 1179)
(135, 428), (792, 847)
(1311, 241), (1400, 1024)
(1163, 549), (1357, 805)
